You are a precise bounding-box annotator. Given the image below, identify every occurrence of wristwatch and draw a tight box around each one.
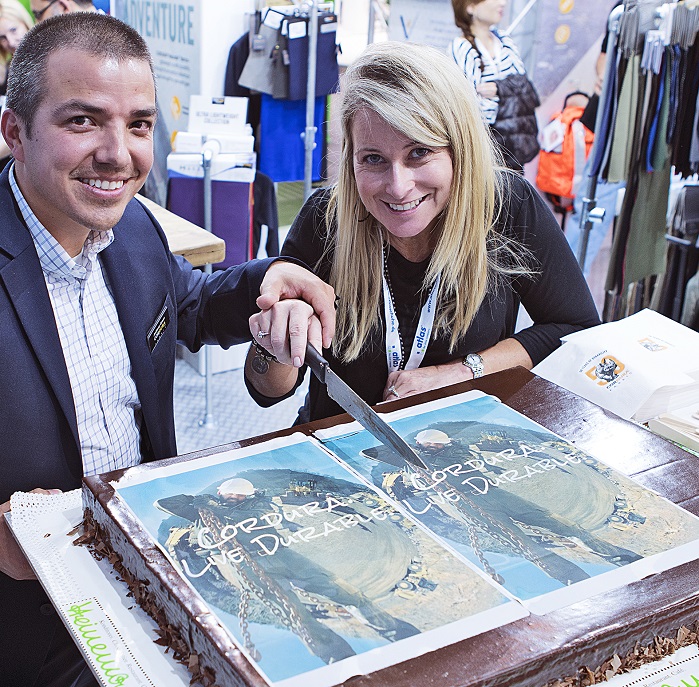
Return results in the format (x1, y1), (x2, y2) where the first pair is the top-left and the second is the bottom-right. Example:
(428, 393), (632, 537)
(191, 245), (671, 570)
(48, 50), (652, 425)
(463, 352), (485, 378)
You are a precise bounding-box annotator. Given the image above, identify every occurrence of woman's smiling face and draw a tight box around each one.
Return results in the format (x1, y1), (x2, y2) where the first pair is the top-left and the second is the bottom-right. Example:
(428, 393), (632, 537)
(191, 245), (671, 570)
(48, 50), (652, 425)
(351, 108), (453, 261)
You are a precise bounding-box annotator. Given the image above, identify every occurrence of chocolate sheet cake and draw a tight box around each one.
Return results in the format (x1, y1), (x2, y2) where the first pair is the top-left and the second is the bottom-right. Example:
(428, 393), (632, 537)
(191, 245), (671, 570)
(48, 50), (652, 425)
(82, 369), (699, 687)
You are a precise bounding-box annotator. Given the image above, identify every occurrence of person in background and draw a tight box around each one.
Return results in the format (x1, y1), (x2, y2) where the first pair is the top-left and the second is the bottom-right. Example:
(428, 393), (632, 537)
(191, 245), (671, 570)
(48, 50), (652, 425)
(30, 0), (97, 22)
(0, 0), (33, 94)
(0, 0), (33, 165)
(448, 0), (540, 172)
(0, 13), (334, 687)
(245, 41), (600, 425)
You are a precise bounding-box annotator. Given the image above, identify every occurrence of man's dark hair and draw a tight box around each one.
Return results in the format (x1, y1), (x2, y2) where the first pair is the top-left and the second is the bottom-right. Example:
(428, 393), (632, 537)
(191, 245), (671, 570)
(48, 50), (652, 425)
(6, 13), (154, 136)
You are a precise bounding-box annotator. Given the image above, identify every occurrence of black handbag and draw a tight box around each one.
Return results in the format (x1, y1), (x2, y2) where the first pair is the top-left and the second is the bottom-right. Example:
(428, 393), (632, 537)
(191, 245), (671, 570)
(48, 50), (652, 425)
(579, 92), (599, 133)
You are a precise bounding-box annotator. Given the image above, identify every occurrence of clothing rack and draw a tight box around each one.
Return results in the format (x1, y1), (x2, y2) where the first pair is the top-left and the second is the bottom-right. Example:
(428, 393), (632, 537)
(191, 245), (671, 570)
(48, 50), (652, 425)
(263, 2), (335, 198)
(304, 2), (319, 200)
(576, 3), (625, 270)
(579, 0), (699, 325)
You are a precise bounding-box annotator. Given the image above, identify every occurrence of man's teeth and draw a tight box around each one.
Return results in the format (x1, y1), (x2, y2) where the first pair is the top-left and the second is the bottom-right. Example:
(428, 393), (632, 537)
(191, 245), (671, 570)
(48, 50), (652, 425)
(83, 179), (125, 190)
(389, 197), (422, 211)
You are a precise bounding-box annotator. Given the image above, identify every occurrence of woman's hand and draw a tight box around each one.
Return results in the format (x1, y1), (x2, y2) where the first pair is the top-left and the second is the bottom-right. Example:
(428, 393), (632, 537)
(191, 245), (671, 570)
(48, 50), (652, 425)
(249, 299), (322, 368)
(0, 488), (62, 580)
(381, 339), (534, 402)
(257, 261), (335, 350)
(247, 300), (321, 400)
(383, 363), (472, 401)
(476, 82), (498, 99)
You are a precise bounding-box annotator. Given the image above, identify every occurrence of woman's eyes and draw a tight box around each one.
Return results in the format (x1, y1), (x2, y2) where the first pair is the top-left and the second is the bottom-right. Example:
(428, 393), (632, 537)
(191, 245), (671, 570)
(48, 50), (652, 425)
(361, 148), (432, 165)
(410, 147), (432, 160)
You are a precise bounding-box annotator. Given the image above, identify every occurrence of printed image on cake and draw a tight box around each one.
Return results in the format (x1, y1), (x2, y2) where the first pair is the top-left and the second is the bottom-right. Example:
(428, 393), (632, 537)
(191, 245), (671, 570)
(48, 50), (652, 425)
(82, 433), (525, 687)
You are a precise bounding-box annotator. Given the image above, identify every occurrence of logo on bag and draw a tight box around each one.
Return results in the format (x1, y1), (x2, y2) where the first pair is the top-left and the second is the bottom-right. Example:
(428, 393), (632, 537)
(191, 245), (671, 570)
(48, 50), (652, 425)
(586, 355), (625, 385)
(638, 336), (668, 352)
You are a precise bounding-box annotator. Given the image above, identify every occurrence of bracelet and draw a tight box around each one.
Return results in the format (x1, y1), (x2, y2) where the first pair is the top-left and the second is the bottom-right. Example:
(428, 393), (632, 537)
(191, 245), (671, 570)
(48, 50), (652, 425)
(251, 341), (278, 375)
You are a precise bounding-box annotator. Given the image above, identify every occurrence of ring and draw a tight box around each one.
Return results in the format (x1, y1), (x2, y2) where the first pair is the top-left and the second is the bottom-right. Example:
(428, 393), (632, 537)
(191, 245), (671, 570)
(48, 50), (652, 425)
(257, 330), (269, 339)
(388, 385), (400, 399)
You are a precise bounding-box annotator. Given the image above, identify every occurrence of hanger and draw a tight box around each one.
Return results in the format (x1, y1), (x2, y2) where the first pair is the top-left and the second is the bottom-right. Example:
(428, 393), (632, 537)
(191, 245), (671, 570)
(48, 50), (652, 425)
(617, 0), (699, 55)
(263, 3), (336, 32)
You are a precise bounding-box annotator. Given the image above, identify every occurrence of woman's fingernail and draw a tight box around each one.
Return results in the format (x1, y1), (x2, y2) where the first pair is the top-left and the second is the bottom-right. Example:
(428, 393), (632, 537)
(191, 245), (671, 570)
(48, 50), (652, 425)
(294, 356), (302, 367)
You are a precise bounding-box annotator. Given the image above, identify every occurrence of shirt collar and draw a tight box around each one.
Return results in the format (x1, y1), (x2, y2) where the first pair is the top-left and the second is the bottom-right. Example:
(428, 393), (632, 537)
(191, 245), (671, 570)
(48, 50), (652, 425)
(9, 163), (115, 278)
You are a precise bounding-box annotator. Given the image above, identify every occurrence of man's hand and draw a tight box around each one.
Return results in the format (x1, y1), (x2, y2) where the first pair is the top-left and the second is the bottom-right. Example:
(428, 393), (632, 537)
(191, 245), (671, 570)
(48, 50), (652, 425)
(0, 488), (61, 580)
(257, 261), (335, 349)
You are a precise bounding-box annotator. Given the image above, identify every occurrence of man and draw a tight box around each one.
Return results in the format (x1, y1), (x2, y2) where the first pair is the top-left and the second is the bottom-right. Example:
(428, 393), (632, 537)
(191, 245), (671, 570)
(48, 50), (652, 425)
(30, 0), (98, 23)
(0, 13), (334, 687)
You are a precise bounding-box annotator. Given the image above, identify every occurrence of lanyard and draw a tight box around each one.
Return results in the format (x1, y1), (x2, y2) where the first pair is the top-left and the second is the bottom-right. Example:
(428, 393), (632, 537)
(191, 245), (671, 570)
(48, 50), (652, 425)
(382, 250), (440, 372)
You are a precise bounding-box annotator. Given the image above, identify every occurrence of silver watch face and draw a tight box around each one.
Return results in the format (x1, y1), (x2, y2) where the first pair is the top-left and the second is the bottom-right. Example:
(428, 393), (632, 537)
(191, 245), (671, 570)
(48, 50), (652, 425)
(465, 353), (484, 377)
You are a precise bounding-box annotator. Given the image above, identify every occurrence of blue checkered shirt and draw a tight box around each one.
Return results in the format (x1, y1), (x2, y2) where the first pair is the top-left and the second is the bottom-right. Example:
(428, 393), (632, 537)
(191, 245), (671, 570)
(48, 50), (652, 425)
(10, 165), (142, 476)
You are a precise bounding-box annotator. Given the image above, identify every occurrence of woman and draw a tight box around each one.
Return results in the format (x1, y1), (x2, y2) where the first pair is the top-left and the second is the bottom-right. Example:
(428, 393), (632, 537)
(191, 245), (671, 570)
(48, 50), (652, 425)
(448, 0), (539, 171)
(245, 41), (600, 424)
(0, 0), (32, 96)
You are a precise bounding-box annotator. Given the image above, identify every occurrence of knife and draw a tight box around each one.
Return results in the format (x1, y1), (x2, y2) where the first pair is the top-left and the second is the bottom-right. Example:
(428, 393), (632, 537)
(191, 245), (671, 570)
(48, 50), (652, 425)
(305, 344), (428, 470)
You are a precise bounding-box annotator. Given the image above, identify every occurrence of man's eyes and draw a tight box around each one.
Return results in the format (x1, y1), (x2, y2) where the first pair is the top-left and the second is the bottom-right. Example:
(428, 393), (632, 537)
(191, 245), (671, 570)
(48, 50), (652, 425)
(65, 117), (154, 132)
(69, 116), (92, 127)
(130, 120), (154, 133)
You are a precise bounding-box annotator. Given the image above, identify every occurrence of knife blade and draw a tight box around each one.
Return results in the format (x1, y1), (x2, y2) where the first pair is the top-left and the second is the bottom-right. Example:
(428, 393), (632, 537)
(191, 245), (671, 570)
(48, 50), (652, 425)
(305, 344), (428, 470)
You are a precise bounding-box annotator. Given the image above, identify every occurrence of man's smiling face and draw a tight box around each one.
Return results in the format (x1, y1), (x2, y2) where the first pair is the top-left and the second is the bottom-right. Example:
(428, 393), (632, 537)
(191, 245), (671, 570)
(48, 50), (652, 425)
(3, 47), (156, 254)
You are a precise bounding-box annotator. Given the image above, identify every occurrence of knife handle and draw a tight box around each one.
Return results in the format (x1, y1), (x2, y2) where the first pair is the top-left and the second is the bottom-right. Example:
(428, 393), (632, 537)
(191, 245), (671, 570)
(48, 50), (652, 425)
(305, 343), (328, 383)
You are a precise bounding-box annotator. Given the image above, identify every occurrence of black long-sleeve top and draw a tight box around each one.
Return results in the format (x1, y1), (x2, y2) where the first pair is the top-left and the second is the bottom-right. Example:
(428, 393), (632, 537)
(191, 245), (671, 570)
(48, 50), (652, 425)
(246, 173), (600, 423)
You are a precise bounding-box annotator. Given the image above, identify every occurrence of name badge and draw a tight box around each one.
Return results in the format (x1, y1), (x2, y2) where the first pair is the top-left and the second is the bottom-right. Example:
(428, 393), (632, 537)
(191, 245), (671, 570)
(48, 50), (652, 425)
(147, 300), (170, 352)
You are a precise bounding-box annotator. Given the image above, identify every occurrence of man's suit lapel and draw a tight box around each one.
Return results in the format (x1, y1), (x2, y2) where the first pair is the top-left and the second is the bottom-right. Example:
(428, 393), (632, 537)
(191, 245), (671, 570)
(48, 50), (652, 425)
(0, 178), (81, 459)
(0, 169), (169, 463)
(101, 211), (164, 451)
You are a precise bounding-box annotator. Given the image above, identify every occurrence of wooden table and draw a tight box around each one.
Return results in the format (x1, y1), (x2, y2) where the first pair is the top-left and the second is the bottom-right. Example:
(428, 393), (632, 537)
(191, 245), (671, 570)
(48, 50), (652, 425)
(136, 194), (226, 267)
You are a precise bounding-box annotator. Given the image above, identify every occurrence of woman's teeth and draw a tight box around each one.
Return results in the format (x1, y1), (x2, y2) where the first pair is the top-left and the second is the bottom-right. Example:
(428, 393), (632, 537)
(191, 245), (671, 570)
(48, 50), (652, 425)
(389, 197), (423, 211)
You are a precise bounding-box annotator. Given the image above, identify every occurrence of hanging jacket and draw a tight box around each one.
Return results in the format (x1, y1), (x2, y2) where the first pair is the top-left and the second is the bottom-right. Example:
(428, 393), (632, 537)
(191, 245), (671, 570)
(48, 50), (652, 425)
(536, 103), (594, 199)
(492, 73), (541, 168)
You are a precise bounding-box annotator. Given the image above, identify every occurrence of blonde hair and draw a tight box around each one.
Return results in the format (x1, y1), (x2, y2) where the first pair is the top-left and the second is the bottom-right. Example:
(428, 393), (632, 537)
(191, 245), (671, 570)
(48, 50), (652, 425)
(0, 0), (33, 64)
(328, 41), (532, 363)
